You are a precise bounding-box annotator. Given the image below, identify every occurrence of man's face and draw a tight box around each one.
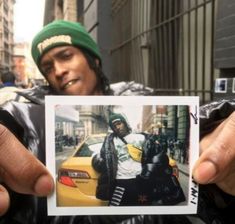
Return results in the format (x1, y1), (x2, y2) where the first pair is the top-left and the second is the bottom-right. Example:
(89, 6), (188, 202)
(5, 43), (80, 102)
(112, 120), (129, 137)
(40, 46), (102, 95)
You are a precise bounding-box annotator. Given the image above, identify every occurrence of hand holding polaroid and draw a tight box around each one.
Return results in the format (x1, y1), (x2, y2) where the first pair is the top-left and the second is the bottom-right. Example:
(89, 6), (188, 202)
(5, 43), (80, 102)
(45, 96), (199, 216)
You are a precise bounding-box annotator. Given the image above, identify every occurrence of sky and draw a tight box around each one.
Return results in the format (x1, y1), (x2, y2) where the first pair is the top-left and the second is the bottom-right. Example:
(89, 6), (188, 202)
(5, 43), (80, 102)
(115, 106), (143, 131)
(14, 0), (45, 42)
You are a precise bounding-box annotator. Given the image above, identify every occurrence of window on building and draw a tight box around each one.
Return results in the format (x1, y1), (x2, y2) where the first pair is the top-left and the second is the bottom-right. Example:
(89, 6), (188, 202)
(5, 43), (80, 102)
(4, 29), (9, 40)
(3, 0), (8, 15)
(4, 51), (9, 64)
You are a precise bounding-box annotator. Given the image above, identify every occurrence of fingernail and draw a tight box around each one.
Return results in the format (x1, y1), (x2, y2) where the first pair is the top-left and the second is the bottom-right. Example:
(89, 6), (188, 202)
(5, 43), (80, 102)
(194, 161), (218, 183)
(0, 185), (10, 216)
(34, 175), (54, 196)
(0, 185), (5, 192)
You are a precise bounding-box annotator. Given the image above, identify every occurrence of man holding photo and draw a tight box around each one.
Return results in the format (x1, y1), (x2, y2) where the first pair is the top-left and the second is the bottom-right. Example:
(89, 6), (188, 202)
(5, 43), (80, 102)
(0, 20), (235, 223)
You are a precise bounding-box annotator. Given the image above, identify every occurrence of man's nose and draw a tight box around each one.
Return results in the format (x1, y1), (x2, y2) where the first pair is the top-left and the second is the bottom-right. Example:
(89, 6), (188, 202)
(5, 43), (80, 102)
(115, 124), (121, 130)
(54, 61), (67, 77)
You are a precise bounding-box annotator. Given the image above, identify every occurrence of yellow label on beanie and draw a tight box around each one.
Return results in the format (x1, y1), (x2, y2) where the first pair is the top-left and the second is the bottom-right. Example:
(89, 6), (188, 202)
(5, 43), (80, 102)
(37, 35), (72, 54)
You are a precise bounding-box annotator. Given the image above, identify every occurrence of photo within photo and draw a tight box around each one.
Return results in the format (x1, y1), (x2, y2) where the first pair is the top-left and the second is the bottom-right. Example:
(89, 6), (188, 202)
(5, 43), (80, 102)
(46, 96), (199, 216)
(214, 78), (227, 93)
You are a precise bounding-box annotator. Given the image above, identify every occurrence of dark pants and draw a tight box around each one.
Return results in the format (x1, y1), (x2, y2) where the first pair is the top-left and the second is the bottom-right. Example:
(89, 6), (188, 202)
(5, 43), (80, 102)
(109, 178), (152, 206)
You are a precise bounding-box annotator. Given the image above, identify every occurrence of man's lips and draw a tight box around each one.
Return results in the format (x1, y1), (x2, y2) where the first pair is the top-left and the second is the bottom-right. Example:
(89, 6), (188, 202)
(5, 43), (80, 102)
(61, 78), (81, 90)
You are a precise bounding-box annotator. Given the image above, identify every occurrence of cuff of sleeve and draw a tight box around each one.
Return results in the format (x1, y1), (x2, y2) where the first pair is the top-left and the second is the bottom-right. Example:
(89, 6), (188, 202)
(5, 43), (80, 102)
(200, 100), (235, 139)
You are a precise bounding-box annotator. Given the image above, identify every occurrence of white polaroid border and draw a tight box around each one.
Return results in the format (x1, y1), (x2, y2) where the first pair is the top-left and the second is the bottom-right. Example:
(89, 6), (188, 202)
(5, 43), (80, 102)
(232, 78), (235, 93)
(45, 96), (199, 216)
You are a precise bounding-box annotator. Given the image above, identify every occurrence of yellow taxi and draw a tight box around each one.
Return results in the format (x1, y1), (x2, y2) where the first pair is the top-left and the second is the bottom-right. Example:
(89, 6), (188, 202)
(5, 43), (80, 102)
(56, 134), (179, 207)
(57, 134), (108, 206)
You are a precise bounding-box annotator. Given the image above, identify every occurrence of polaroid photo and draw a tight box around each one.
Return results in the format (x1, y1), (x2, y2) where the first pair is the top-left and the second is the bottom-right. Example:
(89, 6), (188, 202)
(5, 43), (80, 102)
(45, 96), (199, 216)
(214, 78), (227, 93)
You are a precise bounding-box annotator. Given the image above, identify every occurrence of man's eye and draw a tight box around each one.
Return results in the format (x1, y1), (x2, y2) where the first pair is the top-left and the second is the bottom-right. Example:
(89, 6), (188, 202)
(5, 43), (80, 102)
(61, 52), (73, 59)
(42, 66), (53, 76)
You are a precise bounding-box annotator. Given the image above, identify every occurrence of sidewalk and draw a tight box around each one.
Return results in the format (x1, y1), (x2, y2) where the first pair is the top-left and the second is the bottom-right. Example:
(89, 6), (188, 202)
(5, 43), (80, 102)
(56, 146), (76, 157)
(177, 162), (189, 177)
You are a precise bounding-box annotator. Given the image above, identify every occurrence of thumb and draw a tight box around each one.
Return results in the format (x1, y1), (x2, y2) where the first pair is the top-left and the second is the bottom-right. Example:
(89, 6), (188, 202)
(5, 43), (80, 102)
(0, 124), (54, 196)
(193, 113), (235, 184)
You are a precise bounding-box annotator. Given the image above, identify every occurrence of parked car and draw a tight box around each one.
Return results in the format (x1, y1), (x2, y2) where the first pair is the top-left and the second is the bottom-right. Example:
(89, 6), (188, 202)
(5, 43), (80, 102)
(56, 134), (179, 206)
(57, 133), (108, 206)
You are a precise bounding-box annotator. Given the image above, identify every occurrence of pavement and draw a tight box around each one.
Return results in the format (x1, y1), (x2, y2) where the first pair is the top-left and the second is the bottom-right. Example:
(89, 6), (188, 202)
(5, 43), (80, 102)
(177, 162), (189, 176)
(56, 146), (76, 156)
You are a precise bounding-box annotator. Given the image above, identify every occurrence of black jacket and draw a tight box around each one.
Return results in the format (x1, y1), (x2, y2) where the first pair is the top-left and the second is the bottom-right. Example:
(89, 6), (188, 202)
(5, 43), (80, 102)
(92, 133), (185, 205)
(0, 84), (235, 224)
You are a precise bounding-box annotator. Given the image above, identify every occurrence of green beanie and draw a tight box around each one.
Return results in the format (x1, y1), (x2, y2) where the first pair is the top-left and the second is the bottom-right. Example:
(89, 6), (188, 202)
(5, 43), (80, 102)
(31, 20), (101, 70)
(109, 113), (131, 132)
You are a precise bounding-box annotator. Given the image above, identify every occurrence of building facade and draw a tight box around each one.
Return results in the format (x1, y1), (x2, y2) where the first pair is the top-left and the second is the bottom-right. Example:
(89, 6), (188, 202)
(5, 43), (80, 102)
(0, 0), (15, 73)
(44, 0), (112, 85)
(141, 105), (189, 141)
(44, 0), (235, 104)
(55, 104), (110, 152)
(110, 0), (218, 104)
(13, 42), (44, 87)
